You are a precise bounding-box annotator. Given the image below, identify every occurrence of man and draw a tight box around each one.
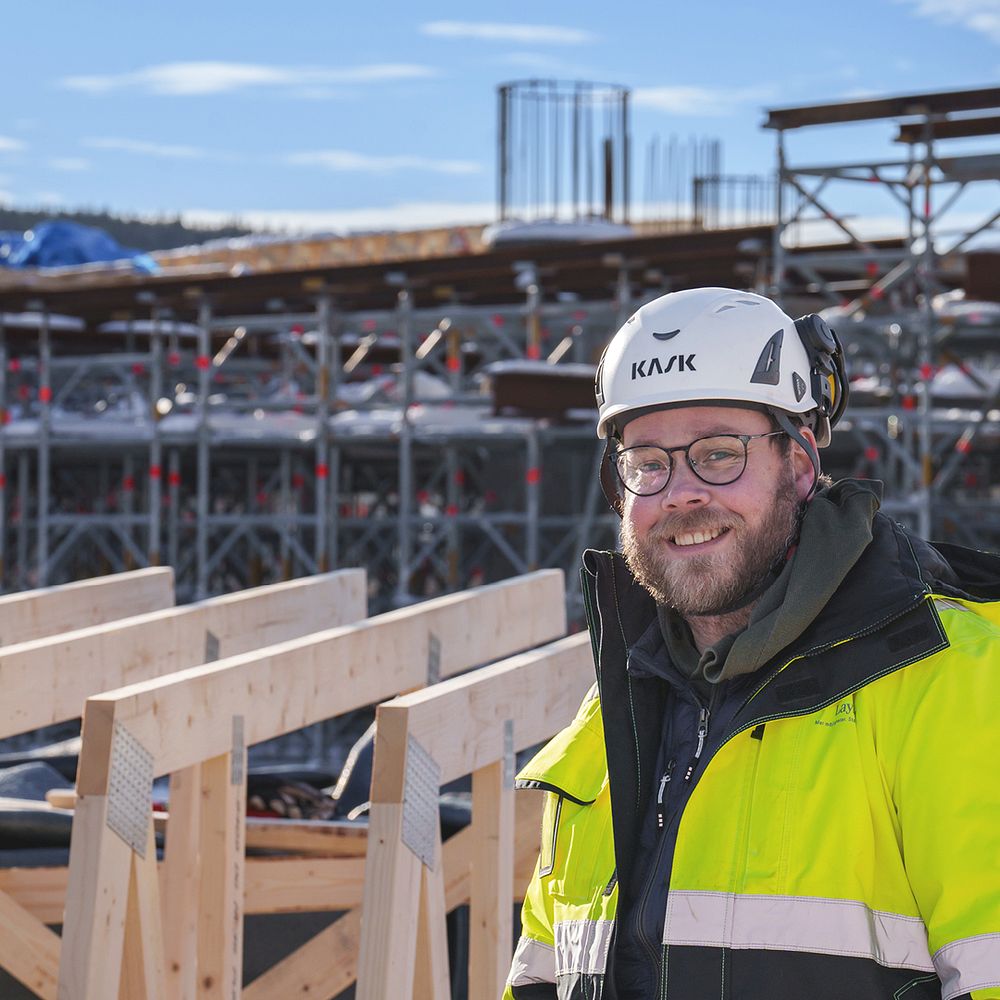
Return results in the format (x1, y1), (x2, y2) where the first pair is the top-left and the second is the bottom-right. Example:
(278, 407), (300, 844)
(504, 287), (1000, 1000)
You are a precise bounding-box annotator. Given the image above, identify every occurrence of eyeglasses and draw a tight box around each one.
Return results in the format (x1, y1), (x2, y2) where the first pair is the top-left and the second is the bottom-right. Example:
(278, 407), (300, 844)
(612, 432), (786, 497)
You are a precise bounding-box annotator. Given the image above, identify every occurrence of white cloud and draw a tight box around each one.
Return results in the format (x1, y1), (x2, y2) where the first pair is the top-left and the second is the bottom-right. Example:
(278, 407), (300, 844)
(633, 85), (777, 116)
(49, 157), (91, 172)
(180, 201), (496, 234)
(83, 137), (208, 159)
(285, 149), (482, 175)
(0, 136), (26, 153)
(35, 191), (63, 206)
(59, 61), (438, 96)
(421, 21), (596, 44)
(896, 0), (1000, 42)
(0, 190), (12, 206)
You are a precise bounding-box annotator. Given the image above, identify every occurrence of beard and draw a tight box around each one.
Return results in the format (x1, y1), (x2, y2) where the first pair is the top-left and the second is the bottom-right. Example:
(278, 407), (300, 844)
(620, 466), (802, 616)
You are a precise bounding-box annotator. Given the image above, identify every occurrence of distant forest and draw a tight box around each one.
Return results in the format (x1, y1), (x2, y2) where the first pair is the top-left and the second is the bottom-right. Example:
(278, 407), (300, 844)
(0, 207), (255, 252)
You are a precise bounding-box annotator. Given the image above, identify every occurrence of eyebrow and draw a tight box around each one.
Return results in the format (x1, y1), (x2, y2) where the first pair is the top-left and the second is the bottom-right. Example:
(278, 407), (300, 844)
(628, 426), (752, 448)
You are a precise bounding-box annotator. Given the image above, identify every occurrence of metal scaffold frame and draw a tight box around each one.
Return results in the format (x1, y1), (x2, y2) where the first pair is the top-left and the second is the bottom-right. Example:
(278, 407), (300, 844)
(765, 86), (1000, 543)
(0, 281), (631, 622)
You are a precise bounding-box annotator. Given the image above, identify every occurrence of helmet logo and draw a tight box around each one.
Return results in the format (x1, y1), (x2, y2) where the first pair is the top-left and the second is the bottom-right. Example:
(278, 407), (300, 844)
(631, 354), (696, 379)
(652, 328), (681, 341)
(750, 329), (783, 386)
(793, 372), (807, 402)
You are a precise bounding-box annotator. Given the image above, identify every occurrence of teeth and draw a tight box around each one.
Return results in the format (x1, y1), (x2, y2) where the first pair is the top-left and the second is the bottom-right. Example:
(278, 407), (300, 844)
(673, 528), (724, 547)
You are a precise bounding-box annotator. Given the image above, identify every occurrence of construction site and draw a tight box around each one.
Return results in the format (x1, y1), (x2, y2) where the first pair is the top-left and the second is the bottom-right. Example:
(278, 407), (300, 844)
(0, 78), (996, 998)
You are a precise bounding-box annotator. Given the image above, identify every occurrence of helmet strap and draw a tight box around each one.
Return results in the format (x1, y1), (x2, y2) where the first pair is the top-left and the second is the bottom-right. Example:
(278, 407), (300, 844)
(600, 439), (625, 517)
(771, 409), (821, 500)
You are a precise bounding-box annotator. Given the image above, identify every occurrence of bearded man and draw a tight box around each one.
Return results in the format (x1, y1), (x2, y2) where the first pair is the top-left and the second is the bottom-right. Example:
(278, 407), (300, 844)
(504, 287), (1000, 1000)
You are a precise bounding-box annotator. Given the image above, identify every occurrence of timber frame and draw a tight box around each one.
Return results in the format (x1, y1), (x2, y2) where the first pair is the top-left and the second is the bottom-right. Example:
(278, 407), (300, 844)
(56, 570), (566, 999)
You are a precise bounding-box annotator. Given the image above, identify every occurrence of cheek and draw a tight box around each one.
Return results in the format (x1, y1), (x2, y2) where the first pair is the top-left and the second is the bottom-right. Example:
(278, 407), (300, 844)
(623, 494), (661, 537)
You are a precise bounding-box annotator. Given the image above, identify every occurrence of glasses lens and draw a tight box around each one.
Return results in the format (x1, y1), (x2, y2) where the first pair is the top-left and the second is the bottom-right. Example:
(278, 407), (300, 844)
(688, 435), (747, 484)
(615, 447), (671, 496)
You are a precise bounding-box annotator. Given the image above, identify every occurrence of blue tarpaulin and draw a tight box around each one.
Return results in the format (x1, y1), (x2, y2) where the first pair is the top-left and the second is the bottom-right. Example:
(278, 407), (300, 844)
(0, 220), (158, 272)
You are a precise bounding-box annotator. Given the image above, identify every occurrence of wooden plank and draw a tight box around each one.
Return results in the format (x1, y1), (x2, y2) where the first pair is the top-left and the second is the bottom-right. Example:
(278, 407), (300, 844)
(0, 568), (365, 741)
(0, 889), (60, 1000)
(196, 746), (246, 1000)
(243, 817), (368, 857)
(57, 793), (134, 1000)
(43, 796), (371, 856)
(241, 790), (543, 1000)
(377, 632), (593, 786)
(82, 571), (565, 779)
(354, 803), (423, 1000)
(468, 760), (515, 1000)
(161, 764), (201, 1000)
(0, 567), (174, 648)
(119, 818), (166, 1000)
(0, 868), (68, 925)
(413, 829), (451, 1000)
(244, 857), (366, 914)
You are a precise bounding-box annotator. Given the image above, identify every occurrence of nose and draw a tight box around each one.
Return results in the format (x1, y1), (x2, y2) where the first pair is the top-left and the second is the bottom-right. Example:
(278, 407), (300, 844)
(659, 458), (712, 510)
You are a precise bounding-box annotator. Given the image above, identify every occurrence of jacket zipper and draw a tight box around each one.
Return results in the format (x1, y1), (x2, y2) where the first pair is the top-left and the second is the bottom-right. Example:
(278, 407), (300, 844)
(682, 707), (710, 783)
(632, 695), (714, 978)
(655, 759), (676, 829)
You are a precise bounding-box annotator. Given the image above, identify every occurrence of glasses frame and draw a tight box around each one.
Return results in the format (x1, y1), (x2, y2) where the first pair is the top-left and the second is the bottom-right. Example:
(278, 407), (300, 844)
(611, 431), (786, 497)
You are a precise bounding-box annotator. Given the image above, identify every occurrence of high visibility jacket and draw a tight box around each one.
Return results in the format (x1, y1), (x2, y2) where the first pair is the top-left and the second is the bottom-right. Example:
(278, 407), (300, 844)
(505, 509), (1000, 1000)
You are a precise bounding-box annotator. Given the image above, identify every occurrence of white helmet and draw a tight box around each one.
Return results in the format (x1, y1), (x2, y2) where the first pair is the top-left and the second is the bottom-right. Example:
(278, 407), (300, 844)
(595, 287), (846, 447)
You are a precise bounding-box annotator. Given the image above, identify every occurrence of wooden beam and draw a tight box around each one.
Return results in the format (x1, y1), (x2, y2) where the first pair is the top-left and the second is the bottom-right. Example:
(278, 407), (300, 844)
(244, 857), (367, 913)
(161, 764), (202, 1000)
(375, 632), (593, 789)
(196, 747), (246, 1000)
(243, 817), (368, 857)
(58, 793), (134, 1000)
(469, 760), (515, 1000)
(80, 571), (565, 779)
(413, 830), (451, 1000)
(43, 798), (372, 856)
(119, 818), (166, 1000)
(0, 568), (174, 648)
(0, 889), (60, 1000)
(358, 634), (592, 999)
(0, 568), (366, 740)
(355, 803), (423, 1000)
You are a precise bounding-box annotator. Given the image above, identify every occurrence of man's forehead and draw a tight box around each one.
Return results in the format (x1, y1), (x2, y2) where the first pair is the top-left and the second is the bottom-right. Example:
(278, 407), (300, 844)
(622, 404), (770, 445)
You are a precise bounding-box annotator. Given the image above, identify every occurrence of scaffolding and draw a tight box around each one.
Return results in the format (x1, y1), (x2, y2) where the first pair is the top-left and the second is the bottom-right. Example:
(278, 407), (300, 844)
(0, 225), (784, 622)
(765, 85), (1000, 544)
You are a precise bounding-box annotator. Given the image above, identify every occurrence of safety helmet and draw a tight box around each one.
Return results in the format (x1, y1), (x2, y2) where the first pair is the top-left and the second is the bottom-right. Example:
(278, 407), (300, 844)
(595, 287), (847, 447)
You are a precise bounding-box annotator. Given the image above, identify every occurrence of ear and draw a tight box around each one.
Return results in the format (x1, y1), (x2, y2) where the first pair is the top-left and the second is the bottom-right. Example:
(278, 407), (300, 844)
(790, 427), (819, 500)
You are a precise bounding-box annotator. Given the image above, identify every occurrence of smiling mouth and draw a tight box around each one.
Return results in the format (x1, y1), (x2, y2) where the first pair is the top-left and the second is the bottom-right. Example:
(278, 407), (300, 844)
(670, 526), (729, 547)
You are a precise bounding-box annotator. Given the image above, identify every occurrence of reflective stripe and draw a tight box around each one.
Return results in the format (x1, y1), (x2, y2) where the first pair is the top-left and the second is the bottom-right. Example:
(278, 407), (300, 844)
(554, 919), (614, 977)
(664, 891), (935, 972)
(508, 935), (556, 986)
(933, 932), (1000, 1000)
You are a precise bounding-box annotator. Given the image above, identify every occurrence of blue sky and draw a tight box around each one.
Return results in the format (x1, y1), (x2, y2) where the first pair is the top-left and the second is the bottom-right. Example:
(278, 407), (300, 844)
(1, 0), (998, 235)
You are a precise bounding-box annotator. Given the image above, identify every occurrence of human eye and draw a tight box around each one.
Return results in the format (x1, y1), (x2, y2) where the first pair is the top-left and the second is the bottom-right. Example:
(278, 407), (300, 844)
(617, 448), (668, 489)
(693, 438), (742, 466)
(636, 454), (668, 473)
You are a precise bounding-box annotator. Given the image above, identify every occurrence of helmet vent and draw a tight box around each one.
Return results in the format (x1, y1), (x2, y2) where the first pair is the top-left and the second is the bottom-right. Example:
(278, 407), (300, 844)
(715, 298), (761, 313)
(750, 329), (783, 386)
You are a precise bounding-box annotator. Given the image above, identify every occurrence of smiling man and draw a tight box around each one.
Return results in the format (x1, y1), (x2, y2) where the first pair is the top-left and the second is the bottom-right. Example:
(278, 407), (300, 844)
(504, 287), (1000, 1000)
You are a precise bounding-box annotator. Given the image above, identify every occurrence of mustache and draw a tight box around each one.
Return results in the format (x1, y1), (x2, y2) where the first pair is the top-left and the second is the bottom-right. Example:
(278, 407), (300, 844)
(647, 512), (741, 541)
